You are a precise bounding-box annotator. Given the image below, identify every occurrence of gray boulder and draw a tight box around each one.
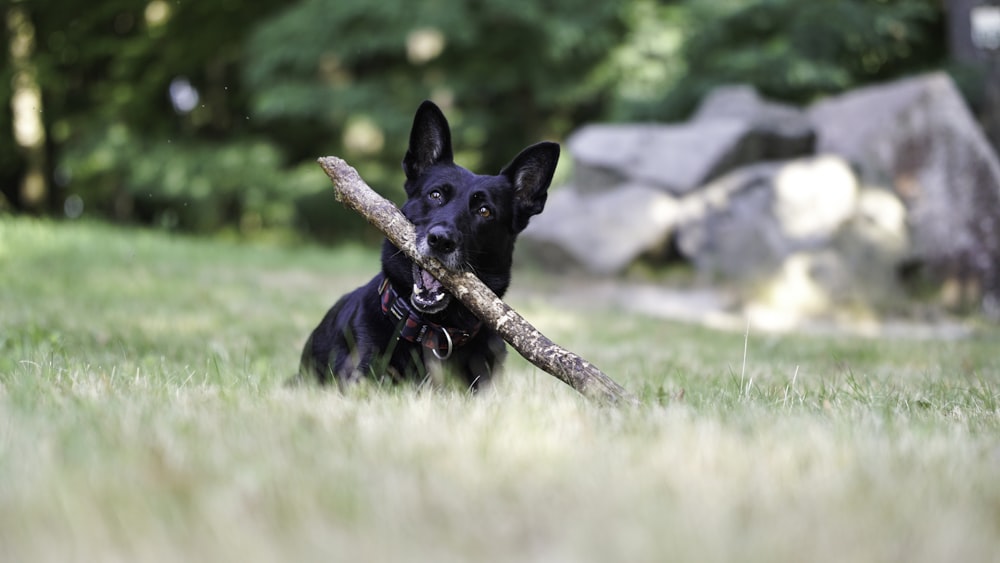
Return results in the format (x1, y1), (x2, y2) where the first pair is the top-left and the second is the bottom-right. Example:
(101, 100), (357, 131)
(675, 156), (860, 281)
(567, 121), (751, 195)
(693, 85), (816, 161)
(829, 188), (910, 306)
(809, 72), (1000, 316)
(567, 85), (815, 196)
(676, 155), (911, 317)
(674, 161), (786, 279)
(517, 183), (679, 275)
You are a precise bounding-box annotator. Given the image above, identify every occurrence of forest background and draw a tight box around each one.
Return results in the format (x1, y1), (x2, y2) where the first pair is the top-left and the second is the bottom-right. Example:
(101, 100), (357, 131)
(2, 0), (996, 243)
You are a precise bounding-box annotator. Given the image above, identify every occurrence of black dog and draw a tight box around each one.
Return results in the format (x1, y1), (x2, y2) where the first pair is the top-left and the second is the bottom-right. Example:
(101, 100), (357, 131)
(299, 101), (559, 389)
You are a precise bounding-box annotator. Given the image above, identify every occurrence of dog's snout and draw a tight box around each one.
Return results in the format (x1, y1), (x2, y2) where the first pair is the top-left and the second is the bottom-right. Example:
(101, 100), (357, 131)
(427, 225), (458, 255)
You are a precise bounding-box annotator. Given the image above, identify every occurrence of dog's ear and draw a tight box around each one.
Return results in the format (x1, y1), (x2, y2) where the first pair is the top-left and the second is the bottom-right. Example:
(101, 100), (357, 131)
(501, 141), (560, 232)
(402, 100), (454, 180)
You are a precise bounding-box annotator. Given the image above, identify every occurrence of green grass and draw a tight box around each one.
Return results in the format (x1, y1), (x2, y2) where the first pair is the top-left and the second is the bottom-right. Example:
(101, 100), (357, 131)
(1, 217), (998, 562)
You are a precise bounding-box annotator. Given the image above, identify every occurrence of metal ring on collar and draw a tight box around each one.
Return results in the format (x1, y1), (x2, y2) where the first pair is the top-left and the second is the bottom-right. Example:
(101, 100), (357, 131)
(432, 327), (453, 361)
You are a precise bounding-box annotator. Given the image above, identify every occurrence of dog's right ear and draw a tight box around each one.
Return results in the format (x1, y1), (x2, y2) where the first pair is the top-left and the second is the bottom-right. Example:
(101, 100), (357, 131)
(402, 100), (454, 181)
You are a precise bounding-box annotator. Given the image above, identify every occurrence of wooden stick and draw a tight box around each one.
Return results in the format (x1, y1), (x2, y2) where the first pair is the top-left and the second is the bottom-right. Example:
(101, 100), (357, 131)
(317, 156), (639, 406)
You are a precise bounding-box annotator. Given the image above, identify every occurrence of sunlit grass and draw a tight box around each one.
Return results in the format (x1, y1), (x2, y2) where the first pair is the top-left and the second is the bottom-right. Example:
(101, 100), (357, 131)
(1, 218), (998, 562)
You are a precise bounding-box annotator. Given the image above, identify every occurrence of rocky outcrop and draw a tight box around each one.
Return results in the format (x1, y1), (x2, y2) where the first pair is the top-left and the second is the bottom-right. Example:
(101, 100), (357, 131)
(674, 156), (862, 280)
(517, 74), (1000, 320)
(810, 72), (1000, 317)
(568, 86), (816, 197)
(522, 84), (820, 276)
(693, 85), (816, 161)
(567, 121), (752, 196)
(517, 183), (678, 275)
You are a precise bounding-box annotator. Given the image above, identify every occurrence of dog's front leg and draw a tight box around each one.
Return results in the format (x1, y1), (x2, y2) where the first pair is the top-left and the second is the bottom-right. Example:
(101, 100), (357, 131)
(463, 354), (494, 392)
(416, 347), (484, 391)
(332, 338), (381, 387)
(461, 334), (506, 391)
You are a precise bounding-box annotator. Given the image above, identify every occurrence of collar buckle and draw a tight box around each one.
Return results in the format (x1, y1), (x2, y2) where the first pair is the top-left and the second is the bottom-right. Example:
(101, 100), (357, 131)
(431, 327), (454, 360)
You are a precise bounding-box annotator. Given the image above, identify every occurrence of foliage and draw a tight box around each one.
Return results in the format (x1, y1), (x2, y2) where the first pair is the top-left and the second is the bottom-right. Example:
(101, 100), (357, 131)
(1, 0), (291, 230)
(60, 123), (332, 234)
(243, 0), (626, 198)
(631, 0), (947, 120)
(0, 0), (961, 240)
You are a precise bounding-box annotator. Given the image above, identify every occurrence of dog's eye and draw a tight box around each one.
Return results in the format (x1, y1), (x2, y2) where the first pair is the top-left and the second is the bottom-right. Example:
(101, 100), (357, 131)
(428, 189), (442, 200)
(477, 206), (492, 218)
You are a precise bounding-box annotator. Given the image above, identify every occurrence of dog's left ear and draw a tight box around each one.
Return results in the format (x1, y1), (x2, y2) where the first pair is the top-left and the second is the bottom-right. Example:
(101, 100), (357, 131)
(403, 100), (454, 181)
(501, 142), (560, 232)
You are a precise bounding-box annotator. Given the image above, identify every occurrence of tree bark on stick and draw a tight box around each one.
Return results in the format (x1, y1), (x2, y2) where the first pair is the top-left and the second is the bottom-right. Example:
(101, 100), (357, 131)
(318, 156), (639, 407)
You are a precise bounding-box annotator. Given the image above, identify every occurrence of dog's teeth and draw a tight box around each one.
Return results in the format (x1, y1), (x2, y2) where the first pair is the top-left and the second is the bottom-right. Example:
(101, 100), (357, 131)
(434, 293), (444, 302)
(413, 284), (422, 296)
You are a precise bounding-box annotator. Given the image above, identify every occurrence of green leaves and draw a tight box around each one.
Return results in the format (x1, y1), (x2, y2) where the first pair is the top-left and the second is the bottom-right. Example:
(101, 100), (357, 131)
(642, 0), (945, 119)
(60, 123), (322, 233)
(244, 0), (625, 175)
(1, 0), (950, 239)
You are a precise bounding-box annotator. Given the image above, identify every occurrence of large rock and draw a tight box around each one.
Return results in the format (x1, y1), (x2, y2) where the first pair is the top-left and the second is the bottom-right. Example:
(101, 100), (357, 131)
(568, 121), (751, 195)
(809, 72), (1000, 316)
(674, 161), (787, 279)
(517, 183), (678, 275)
(827, 188), (911, 306)
(675, 155), (911, 318)
(568, 86), (815, 196)
(675, 156), (860, 281)
(693, 85), (816, 161)
(521, 76), (1000, 320)
(676, 155), (910, 320)
(752, 187), (911, 317)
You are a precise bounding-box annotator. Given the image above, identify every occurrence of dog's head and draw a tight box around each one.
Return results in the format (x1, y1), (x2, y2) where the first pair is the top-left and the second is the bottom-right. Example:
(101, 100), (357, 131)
(382, 100), (559, 316)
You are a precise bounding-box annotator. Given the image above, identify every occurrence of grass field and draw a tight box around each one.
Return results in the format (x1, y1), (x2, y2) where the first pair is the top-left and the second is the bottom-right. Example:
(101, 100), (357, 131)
(1, 217), (998, 562)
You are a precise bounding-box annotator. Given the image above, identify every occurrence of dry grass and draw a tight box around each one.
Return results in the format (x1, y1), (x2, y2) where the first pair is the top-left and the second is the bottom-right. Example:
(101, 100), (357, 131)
(1, 218), (998, 562)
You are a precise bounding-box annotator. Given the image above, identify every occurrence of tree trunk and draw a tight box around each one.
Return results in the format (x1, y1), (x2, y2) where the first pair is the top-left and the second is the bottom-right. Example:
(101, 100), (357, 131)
(6, 3), (49, 212)
(318, 156), (639, 407)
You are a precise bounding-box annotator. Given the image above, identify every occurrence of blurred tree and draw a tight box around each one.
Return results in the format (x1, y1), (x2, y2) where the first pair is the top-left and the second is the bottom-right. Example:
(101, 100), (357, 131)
(624, 0), (947, 120)
(603, 0), (688, 120)
(243, 0), (626, 202)
(5, 1), (48, 212)
(0, 0), (963, 243)
(0, 0), (297, 232)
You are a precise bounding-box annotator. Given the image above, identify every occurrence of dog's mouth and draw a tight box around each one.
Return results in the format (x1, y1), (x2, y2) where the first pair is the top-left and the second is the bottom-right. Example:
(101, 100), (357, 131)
(411, 264), (451, 314)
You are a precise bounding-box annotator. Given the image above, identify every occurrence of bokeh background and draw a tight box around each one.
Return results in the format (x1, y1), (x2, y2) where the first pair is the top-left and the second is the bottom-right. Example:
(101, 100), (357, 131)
(5, 1), (996, 234)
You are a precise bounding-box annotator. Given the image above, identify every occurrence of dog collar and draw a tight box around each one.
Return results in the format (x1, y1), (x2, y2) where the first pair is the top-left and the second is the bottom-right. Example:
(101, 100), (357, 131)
(378, 276), (482, 360)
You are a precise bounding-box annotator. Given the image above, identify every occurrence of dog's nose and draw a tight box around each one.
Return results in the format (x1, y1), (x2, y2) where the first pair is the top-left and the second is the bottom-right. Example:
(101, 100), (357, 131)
(427, 225), (457, 255)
